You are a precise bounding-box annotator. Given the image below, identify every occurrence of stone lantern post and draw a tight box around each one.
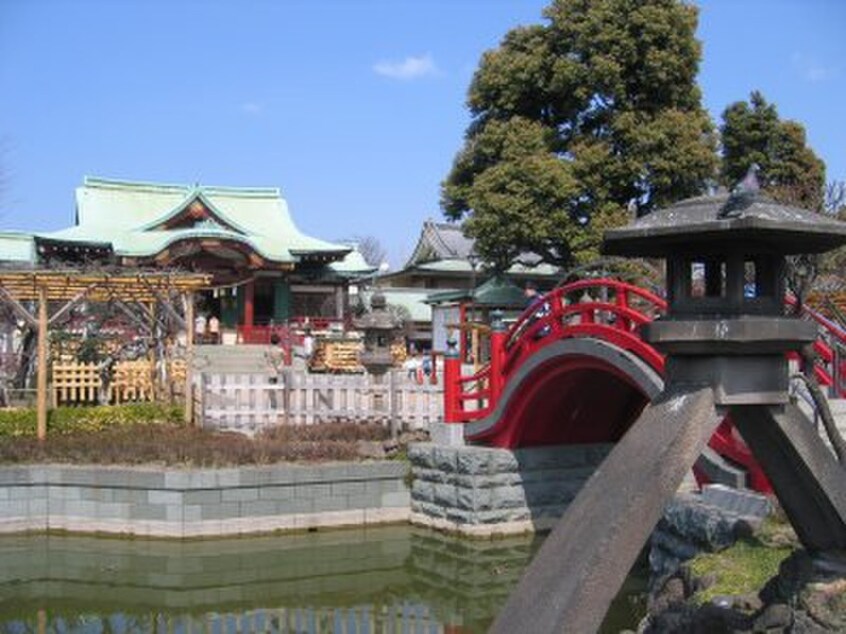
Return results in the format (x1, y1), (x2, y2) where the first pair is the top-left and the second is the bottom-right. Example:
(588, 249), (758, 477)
(355, 290), (402, 438)
(492, 176), (846, 633)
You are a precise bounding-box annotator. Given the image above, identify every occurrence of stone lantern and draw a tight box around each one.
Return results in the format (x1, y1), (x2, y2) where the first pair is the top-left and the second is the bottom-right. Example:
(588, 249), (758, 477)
(492, 174), (846, 634)
(355, 290), (401, 374)
(355, 290), (402, 438)
(605, 182), (845, 406)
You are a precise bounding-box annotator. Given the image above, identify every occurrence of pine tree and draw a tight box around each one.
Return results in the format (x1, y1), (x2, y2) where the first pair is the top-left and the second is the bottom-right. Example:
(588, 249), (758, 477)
(441, 0), (718, 271)
(720, 91), (825, 211)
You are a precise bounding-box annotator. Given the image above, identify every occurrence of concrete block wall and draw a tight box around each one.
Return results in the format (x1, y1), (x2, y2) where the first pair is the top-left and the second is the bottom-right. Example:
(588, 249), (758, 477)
(408, 442), (612, 536)
(0, 462), (410, 538)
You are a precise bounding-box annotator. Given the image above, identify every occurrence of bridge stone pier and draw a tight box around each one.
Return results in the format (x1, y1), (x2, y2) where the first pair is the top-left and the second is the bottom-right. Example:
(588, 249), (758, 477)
(491, 178), (846, 632)
(409, 442), (612, 536)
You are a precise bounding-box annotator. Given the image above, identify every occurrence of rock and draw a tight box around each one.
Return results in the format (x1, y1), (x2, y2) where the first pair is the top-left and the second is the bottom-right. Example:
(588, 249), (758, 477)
(649, 576), (686, 616)
(762, 523), (800, 549)
(791, 610), (831, 634)
(752, 603), (792, 630)
(692, 572), (718, 594)
(651, 528), (700, 561)
(799, 578), (846, 631)
(660, 496), (739, 551)
(649, 546), (682, 589)
(701, 483), (771, 519)
(709, 595), (734, 609)
(734, 591), (763, 613)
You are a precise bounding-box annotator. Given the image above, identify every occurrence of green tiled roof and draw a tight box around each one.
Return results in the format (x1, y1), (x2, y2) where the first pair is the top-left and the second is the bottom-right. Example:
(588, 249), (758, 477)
(412, 258), (560, 277)
(426, 276), (525, 308)
(0, 232), (36, 263)
(366, 288), (433, 322)
(329, 247), (376, 277)
(40, 176), (350, 264)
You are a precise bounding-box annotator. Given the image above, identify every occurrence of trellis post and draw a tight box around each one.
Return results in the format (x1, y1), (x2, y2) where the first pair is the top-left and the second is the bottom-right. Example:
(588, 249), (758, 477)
(184, 291), (195, 425)
(36, 285), (48, 441)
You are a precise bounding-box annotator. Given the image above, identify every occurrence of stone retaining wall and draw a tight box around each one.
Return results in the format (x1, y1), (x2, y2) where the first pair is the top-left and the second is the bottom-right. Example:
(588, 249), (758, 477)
(0, 462), (410, 538)
(408, 442), (612, 536)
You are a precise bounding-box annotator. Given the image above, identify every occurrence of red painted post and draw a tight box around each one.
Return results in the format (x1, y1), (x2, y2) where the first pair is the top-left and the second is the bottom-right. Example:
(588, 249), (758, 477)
(244, 279), (255, 328)
(615, 283), (630, 331)
(443, 334), (461, 423)
(489, 309), (506, 404)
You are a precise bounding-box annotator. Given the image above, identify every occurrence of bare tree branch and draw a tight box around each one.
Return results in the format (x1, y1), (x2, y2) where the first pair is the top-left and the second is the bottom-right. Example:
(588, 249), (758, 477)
(346, 235), (387, 268)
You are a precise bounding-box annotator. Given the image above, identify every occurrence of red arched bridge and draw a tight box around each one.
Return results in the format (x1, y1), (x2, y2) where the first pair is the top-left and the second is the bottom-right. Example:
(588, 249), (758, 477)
(443, 278), (846, 492)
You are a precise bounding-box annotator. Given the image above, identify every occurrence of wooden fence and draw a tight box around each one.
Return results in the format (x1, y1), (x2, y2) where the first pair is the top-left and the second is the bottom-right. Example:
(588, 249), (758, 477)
(52, 362), (101, 406)
(51, 359), (187, 406)
(198, 370), (443, 434)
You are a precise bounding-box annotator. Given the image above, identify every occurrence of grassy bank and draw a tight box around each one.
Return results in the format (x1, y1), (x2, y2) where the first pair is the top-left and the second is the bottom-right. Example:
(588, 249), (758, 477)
(0, 405), (394, 466)
(689, 517), (796, 603)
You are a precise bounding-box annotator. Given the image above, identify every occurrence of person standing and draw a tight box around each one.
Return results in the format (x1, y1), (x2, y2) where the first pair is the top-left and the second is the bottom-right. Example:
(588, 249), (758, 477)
(524, 282), (550, 338)
(208, 314), (220, 344)
(194, 313), (207, 344)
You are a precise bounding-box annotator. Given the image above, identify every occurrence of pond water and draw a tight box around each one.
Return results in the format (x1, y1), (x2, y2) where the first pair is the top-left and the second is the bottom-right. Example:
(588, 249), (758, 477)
(0, 526), (646, 633)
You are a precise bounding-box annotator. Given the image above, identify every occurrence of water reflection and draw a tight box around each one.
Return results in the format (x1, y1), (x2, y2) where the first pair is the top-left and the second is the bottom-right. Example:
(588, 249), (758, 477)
(0, 527), (644, 633)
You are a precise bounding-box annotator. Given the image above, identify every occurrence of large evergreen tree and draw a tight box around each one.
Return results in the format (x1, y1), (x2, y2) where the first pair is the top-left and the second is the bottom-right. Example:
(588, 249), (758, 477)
(720, 91), (825, 211)
(441, 0), (718, 271)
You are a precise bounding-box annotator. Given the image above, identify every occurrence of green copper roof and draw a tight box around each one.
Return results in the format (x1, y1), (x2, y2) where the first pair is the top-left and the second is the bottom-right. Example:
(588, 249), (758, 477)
(426, 276), (525, 308)
(411, 258), (560, 277)
(40, 176), (350, 264)
(329, 247), (376, 277)
(0, 232), (36, 263)
(366, 288), (433, 322)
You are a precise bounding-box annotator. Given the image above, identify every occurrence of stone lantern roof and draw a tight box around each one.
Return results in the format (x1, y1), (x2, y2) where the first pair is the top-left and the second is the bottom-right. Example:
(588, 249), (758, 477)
(603, 191), (846, 258)
(353, 291), (401, 331)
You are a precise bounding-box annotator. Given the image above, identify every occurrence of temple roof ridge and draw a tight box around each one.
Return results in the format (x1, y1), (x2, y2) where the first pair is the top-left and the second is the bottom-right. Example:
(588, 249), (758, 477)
(83, 176), (282, 199)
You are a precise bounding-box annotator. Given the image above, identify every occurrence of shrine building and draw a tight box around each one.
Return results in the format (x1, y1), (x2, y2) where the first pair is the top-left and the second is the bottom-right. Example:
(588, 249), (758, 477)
(0, 177), (373, 331)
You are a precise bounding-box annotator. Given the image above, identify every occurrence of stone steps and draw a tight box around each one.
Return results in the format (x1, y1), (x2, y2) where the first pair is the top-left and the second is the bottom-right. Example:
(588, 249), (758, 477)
(192, 345), (279, 375)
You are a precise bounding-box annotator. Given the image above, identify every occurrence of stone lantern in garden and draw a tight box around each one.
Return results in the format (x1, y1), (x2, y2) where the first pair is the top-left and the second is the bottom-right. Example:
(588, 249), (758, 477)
(355, 290), (403, 437)
(355, 290), (402, 374)
(492, 171), (846, 634)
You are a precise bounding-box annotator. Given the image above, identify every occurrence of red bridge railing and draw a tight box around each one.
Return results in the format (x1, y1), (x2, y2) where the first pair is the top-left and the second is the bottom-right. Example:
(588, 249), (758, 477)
(444, 279), (667, 423)
(444, 278), (846, 425)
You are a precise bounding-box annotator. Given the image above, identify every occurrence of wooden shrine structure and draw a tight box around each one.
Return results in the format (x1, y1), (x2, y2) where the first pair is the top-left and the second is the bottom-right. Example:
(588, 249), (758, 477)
(0, 268), (211, 440)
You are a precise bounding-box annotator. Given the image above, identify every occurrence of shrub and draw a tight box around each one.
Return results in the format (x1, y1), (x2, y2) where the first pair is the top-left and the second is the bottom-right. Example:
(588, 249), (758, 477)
(0, 403), (183, 438)
(0, 416), (397, 466)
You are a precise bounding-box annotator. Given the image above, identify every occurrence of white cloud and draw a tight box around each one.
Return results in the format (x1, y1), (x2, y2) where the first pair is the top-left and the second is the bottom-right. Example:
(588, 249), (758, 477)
(791, 52), (838, 83)
(373, 54), (439, 80)
(241, 102), (264, 115)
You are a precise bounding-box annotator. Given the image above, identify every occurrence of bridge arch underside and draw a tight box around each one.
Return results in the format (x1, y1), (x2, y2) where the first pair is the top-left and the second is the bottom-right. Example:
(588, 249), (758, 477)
(465, 339), (664, 449)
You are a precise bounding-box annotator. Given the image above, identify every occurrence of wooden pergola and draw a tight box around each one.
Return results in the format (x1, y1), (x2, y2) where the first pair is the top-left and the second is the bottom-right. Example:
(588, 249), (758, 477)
(0, 268), (212, 439)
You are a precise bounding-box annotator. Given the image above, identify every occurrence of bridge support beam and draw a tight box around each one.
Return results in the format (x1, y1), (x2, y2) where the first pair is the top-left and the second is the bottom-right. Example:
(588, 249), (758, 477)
(490, 386), (721, 634)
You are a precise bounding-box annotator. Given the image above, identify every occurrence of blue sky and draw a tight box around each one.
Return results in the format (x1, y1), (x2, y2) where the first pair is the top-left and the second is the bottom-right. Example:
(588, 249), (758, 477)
(1, 0), (844, 268)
